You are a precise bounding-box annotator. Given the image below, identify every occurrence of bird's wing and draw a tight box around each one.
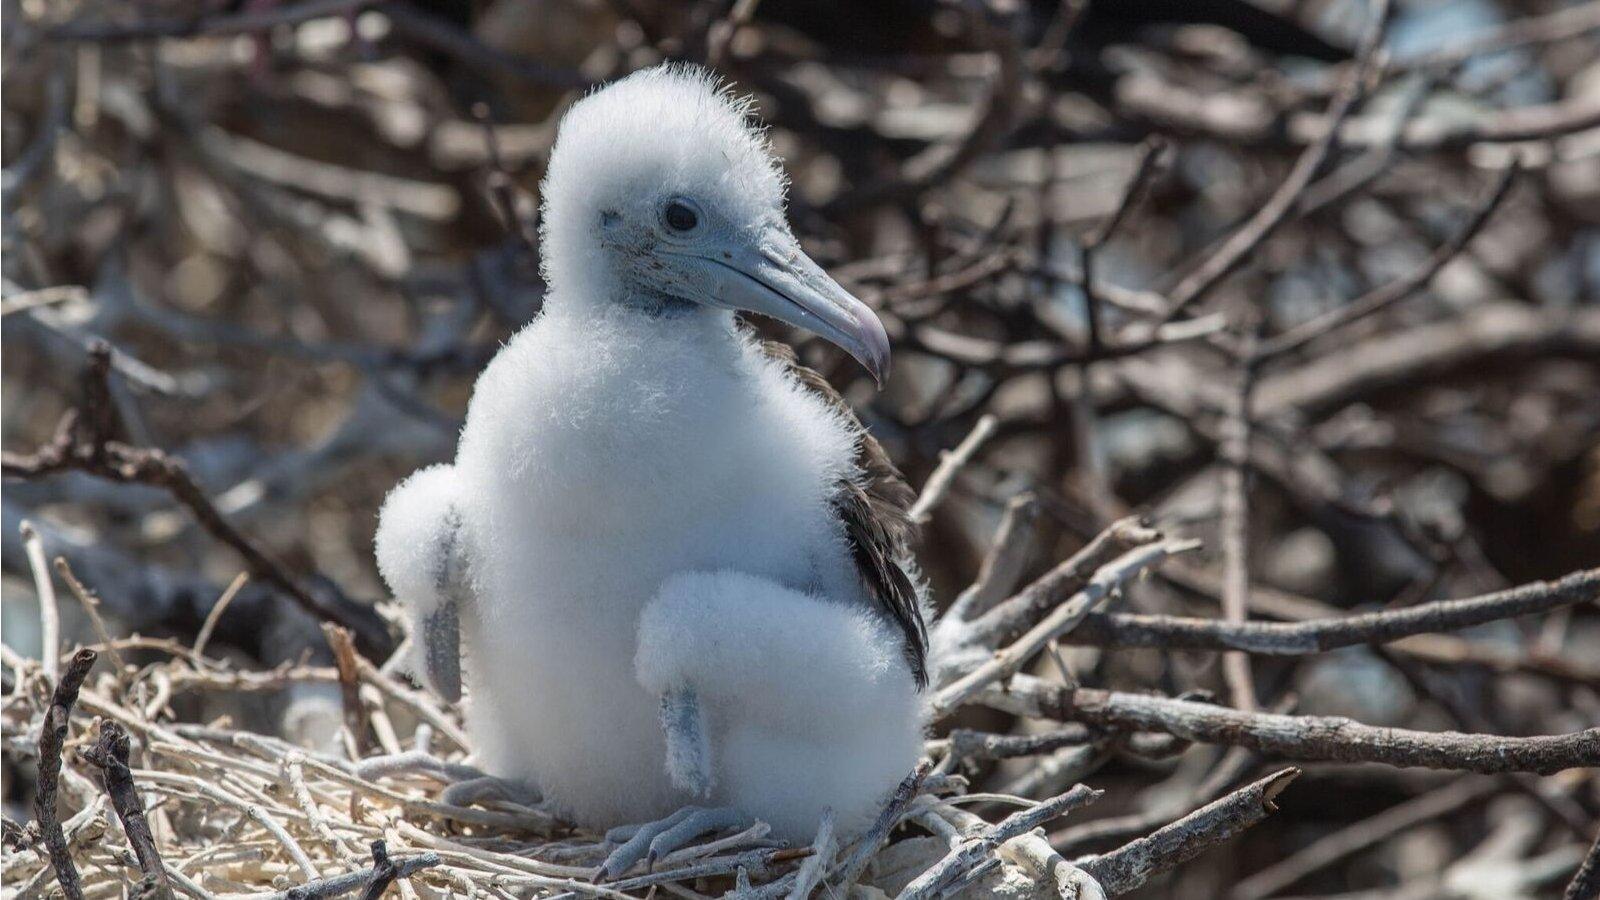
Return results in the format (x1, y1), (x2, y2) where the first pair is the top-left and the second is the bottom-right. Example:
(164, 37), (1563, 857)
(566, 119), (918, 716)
(757, 341), (929, 688)
(374, 465), (471, 702)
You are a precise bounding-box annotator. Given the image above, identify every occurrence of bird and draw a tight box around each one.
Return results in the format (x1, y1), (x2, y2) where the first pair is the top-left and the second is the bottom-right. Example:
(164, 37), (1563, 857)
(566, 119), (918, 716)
(374, 63), (929, 877)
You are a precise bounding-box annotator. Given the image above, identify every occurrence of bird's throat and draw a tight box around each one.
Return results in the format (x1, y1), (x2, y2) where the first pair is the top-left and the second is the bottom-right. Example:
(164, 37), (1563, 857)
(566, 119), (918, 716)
(626, 287), (701, 319)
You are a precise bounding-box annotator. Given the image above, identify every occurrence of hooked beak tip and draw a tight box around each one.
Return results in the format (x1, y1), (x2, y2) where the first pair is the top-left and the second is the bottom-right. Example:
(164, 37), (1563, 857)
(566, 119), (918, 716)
(858, 308), (891, 388)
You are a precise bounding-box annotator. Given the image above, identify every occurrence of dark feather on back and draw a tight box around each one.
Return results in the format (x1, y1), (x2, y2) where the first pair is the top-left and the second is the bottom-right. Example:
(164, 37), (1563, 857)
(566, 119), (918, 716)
(758, 341), (929, 688)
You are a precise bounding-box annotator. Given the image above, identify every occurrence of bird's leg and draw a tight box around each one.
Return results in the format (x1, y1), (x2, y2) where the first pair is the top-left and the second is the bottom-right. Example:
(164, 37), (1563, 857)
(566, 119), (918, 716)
(422, 601), (462, 703)
(422, 509), (468, 703)
(660, 687), (712, 798)
(596, 806), (753, 880)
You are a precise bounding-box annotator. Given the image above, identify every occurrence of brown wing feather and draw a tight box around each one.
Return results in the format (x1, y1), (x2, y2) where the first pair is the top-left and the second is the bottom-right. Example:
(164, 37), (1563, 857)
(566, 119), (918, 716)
(759, 341), (929, 689)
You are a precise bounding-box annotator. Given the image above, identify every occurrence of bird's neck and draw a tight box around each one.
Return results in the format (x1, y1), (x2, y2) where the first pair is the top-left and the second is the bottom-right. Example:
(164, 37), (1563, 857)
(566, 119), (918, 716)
(621, 287), (701, 320)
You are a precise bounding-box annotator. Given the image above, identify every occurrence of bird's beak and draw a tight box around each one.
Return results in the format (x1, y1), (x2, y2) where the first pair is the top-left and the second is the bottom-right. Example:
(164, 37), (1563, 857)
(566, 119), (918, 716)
(678, 232), (891, 385)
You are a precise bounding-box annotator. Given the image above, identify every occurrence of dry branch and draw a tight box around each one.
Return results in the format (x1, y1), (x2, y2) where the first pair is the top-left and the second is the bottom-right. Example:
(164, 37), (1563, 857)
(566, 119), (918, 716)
(1077, 769), (1300, 895)
(2, 344), (390, 653)
(1062, 567), (1600, 654)
(33, 647), (98, 900)
(81, 720), (173, 899)
(989, 679), (1600, 775)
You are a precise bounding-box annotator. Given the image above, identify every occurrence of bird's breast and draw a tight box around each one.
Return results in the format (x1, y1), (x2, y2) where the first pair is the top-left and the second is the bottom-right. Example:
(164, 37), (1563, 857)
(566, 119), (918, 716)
(456, 315), (859, 627)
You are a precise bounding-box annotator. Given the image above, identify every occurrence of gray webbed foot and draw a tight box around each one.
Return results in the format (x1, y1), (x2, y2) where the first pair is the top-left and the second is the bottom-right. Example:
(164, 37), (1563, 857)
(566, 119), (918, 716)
(440, 774), (542, 808)
(595, 806), (753, 880)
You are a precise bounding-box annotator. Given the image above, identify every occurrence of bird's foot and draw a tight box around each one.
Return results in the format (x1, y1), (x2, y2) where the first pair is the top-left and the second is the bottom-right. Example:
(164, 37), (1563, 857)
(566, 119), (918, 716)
(594, 806), (752, 880)
(440, 774), (542, 808)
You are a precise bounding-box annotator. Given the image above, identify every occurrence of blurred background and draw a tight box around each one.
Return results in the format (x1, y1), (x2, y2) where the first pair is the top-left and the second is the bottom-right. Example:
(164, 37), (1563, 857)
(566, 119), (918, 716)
(4, 0), (1598, 895)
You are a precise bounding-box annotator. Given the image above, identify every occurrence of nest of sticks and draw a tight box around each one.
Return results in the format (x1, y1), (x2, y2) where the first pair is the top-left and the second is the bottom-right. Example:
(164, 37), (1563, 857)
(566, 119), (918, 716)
(3, 500), (1597, 899)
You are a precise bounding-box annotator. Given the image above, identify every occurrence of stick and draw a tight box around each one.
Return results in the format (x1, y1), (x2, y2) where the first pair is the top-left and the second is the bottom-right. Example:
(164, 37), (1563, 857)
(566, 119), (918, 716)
(1077, 769), (1300, 895)
(276, 849), (442, 900)
(1060, 567), (1600, 654)
(82, 720), (174, 899)
(1160, 0), (1388, 321)
(1231, 775), (1499, 899)
(835, 764), (929, 890)
(909, 414), (998, 524)
(357, 840), (398, 900)
(992, 679), (1600, 775)
(193, 572), (250, 659)
(941, 492), (1041, 624)
(1567, 826), (1600, 900)
(932, 538), (1200, 718)
(784, 807), (835, 900)
(1, 343), (391, 655)
(898, 785), (1102, 900)
(21, 520), (60, 682)
(35, 647), (97, 900)
(1257, 163), (1519, 361)
(959, 516), (1163, 653)
(1218, 334), (1260, 711)
(52, 556), (127, 673)
(323, 624), (373, 757)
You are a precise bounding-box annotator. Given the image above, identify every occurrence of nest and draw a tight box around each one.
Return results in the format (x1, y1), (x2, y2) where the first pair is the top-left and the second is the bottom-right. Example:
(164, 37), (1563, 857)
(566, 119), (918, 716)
(1, 536), (1311, 900)
(10, 523), (1594, 899)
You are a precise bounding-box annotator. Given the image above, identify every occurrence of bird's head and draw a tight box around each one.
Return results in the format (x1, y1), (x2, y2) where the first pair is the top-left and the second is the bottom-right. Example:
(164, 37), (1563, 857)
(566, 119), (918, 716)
(539, 64), (890, 383)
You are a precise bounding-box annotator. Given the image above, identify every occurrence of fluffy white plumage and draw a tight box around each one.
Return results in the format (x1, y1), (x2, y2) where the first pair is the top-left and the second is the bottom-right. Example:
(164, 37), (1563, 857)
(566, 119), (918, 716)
(375, 64), (926, 847)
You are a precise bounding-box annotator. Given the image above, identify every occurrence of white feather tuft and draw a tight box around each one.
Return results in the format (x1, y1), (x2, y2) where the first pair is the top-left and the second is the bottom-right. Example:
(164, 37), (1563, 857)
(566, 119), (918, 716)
(636, 571), (924, 839)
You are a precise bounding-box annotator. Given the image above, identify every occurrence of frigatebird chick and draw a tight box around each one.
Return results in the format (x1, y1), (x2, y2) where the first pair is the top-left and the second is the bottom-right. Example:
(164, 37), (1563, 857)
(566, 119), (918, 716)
(375, 64), (929, 877)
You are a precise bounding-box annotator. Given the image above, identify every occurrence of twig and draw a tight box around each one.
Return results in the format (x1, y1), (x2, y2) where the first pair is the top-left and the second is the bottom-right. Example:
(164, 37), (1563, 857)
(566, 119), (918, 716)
(1218, 332), (1260, 711)
(323, 624), (373, 757)
(1077, 769), (1300, 896)
(34, 647), (98, 900)
(1257, 163), (1519, 361)
(1230, 775), (1499, 900)
(193, 573), (250, 660)
(1061, 567), (1600, 654)
(941, 492), (1040, 624)
(706, 0), (762, 69)
(21, 521), (61, 682)
(784, 807), (835, 900)
(959, 516), (1162, 652)
(828, 3), (1022, 211)
(898, 785), (1102, 900)
(1080, 138), (1166, 355)
(1392, 1), (1600, 72)
(1051, 747), (1259, 856)
(471, 102), (540, 263)
(1254, 304), (1600, 416)
(357, 840), (399, 900)
(47, 0), (369, 41)
(994, 678), (1600, 775)
(52, 557), (127, 673)
(82, 721), (174, 899)
(1161, 0), (1389, 321)
(1, 344), (391, 654)
(1567, 826), (1600, 900)
(909, 414), (998, 524)
(277, 850), (441, 900)
(932, 538), (1200, 718)
(835, 763), (929, 890)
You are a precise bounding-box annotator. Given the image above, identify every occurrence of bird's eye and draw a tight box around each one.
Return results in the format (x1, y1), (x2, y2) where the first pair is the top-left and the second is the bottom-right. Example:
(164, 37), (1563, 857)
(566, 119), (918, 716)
(662, 199), (700, 233)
